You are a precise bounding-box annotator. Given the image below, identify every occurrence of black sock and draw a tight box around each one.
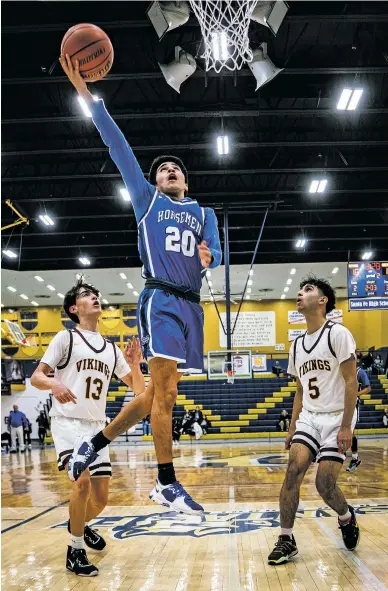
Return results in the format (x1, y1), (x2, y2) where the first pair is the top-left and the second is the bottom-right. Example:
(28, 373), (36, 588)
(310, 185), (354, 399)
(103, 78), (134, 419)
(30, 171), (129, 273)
(158, 462), (176, 485)
(90, 430), (111, 453)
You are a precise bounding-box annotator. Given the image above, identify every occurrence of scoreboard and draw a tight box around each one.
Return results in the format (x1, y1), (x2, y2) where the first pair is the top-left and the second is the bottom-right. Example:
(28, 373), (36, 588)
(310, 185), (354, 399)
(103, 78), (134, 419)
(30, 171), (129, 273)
(348, 262), (388, 310)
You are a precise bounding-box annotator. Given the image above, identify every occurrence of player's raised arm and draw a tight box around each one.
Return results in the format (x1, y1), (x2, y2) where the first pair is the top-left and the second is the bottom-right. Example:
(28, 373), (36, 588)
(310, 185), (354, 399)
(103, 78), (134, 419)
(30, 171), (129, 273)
(200, 208), (222, 269)
(60, 54), (154, 222)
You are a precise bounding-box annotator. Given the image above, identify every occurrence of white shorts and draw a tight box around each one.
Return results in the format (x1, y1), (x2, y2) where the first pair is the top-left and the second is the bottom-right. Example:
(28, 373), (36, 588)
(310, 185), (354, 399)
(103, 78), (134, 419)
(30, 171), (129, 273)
(292, 408), (357, 463)
(51, 416), (111, 478)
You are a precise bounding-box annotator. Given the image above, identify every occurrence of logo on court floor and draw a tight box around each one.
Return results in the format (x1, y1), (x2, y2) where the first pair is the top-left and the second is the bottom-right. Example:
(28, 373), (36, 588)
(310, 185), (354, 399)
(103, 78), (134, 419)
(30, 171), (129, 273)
(50, 504), (388, 539)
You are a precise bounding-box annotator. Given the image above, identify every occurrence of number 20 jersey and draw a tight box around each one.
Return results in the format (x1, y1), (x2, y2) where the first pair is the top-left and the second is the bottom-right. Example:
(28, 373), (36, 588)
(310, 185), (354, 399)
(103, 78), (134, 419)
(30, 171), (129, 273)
(288, 320), (356, 413)
(47, 329), (118, 422)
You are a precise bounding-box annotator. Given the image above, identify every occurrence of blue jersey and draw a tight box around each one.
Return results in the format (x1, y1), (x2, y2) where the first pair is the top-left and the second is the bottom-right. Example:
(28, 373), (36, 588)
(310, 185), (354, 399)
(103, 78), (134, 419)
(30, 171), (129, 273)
(90, 100), (222, 292)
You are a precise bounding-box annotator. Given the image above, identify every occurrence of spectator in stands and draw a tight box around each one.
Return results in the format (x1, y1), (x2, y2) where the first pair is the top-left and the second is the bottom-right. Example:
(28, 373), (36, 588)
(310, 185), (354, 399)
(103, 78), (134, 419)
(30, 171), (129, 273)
(182, 410), (193, 434)
(201, 417), (211, 435)
(383, 408), (388, 428)
(192, 407), (203, 424)
(278, 409), (290, 432)
(172, 417), (182, 447)
(23, 416), (32, 450)
(8, 405), (26, 453)
(272, 361), (282, 377)
(36, 411), (48, 447)
(142, 415), (152, 436)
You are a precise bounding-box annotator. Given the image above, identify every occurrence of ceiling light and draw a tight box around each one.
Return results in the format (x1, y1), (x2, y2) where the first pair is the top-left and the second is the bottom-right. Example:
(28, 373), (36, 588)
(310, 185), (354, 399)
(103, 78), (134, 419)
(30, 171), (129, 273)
(286, 278), (292, 285)
(246, 295), (251, 300)
(284, 286), (290, 292)
(361, 250), (373, 260)
(126, 282), (134, 289)
(20, 294), (28, 300)
(208, 280), (212, 287)
(290, 268), (296, 275)
(217, 135), (229, 155)
(3, 249), (17, 259)
(280, 294), (286, 300)
(247, 279), (253, 286)
(102, 298), (109, 305)
(295, 239), (306, 248)
(133, 291), (139, 297)
(39, 214), (55, 226)
(34, 275), (44, 282)
(119, 273), (127, 280)
(7, 286), (17, 292)
(309, 179), (327, 194)
(251, 1), (289, 35)
(30, 301), (39, 306)
(8, 309), (14, 313)
(79, 257), (91, 266)
(47, 285), (55, 291)
(247, 287), (252, 293)
(332, 267), (339, 274)
(249, 269), (254, 276)
(57, 293), (64, 298)
(212, 31), (228, 62)
(206, 270), (211, 277)
(120, 188), (131, 202)
(77, 95), (99, 118)
(147, 0), (190, 40)
(337, 88), (363, 111)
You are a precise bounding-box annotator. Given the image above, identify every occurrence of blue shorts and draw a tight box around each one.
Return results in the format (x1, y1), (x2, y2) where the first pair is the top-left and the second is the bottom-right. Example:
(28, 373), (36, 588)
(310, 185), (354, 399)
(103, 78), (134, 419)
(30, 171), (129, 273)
(137, 288), (204, 373)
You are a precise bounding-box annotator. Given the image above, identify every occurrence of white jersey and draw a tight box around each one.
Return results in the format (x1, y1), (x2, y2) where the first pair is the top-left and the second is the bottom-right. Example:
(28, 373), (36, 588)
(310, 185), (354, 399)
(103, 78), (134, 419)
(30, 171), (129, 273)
(288, 320), (356, 413)
(41, 328), (130, 421)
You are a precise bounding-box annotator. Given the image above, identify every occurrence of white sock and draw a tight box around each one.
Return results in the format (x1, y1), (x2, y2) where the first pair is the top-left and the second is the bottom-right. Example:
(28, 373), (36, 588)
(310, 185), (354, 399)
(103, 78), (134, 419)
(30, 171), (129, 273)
(352, 453), (359, 460)
(338, 509), (351, 522)
(71, 534), (84, 550)
(280, 528), (293, 538)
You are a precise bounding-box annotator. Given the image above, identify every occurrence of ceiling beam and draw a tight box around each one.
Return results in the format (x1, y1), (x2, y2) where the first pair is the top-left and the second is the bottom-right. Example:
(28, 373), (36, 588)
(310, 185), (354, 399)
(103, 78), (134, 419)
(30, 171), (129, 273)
(3, 67), (388, 86)
(3, 108), (388, 125)
(3, 139), (388, 157)
(4, 167), (388, 183)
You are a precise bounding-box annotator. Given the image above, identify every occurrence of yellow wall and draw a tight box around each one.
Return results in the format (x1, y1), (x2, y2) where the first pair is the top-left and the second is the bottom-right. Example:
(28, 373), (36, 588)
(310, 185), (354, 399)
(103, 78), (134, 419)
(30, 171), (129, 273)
(1, 299), (387, 359)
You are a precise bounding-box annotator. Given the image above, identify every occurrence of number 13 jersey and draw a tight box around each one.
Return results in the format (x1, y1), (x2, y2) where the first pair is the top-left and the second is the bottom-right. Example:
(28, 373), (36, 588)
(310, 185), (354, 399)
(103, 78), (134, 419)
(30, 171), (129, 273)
(41, 328), (130, 421)
(288, 320), (356, 413)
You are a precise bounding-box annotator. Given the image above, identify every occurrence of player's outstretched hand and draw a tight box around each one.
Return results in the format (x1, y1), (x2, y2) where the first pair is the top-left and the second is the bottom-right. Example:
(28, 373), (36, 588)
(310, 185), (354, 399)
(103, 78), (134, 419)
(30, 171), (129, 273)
(197, 240), (212, 268)
(337, 425), (352, 454)
(59, 54), (88, 95)
(51, 379), (77, 404)
(124, 336), (142, 367)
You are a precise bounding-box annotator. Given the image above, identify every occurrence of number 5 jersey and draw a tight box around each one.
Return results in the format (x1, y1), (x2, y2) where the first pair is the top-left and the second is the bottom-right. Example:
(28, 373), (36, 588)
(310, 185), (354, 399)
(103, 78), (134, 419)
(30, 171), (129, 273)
(288, 320), (357, 413)
(41, 328), (130, 421)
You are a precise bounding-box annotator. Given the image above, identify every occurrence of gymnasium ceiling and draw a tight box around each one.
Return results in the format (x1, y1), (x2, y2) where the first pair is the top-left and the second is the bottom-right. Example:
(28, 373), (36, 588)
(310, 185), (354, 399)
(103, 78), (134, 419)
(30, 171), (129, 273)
(2, 1), (388, 279)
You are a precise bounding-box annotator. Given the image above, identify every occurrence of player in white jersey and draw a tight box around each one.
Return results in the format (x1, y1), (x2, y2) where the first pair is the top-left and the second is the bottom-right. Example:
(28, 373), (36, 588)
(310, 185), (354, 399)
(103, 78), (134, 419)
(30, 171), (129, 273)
(31, 279), (146, 577)
(268, 275), (360, 566)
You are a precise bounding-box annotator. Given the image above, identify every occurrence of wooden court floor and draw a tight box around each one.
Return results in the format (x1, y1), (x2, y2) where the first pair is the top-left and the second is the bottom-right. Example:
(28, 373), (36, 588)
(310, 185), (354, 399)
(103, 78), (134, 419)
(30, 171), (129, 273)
(2, 438), (388, 591)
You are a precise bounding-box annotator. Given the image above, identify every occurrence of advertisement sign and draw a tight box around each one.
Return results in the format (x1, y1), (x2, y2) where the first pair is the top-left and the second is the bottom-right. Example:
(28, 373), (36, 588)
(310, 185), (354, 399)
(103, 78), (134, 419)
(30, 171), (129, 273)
(252, 354), (267, 372)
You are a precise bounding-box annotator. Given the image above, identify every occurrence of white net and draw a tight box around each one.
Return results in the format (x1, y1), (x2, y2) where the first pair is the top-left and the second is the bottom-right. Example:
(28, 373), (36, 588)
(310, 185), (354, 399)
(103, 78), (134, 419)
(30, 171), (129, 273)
(189, 0), (259, 73)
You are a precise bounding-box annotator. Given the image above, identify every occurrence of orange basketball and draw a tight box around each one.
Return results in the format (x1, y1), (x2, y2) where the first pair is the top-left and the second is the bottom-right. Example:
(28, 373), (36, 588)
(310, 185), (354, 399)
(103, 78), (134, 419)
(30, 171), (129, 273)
(61, 23), (113, 82)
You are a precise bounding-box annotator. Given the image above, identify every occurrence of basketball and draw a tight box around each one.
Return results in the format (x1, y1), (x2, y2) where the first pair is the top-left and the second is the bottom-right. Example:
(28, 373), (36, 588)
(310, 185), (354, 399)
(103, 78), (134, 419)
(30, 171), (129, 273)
(61, 23), (113, 82)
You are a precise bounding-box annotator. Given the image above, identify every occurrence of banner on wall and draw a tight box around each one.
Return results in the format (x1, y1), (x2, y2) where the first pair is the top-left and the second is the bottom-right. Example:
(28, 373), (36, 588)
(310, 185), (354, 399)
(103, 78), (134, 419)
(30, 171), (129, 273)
(288, 329), (306, 342)
(2, 359), (25, 384)
(288, 309), (343, 324)
(232, 354), (250, 375)
(252, 354), (267, 372)
(219, 312), (276, 348)
(100, 308), (121, 330)
(41, 333), (57, 353)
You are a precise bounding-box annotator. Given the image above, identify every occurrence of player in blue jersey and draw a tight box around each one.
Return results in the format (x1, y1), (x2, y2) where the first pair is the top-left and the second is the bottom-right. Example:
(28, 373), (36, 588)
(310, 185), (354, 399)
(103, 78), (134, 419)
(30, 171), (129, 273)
(60, 55), (222, 514)
(346, 360), (371, 472)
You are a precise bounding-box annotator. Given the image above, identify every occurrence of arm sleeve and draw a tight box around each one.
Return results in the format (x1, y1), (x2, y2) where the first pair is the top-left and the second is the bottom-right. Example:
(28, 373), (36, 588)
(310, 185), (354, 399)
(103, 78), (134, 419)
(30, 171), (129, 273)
(287, 342), (297, 376)
(114, 346), (131, 380)
(203, 208), (222, 269)
(331, 326), (357, 365)
(89, 100), (155, 223)
(40, 331), (69, 370)
(358, 368), (370, 387)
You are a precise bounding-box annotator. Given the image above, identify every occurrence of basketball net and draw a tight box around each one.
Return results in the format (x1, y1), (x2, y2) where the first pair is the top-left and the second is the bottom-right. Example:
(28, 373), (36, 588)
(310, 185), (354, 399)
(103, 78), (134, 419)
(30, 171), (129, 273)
(189, 0), (259, 72)
(21, 335), (37, 348)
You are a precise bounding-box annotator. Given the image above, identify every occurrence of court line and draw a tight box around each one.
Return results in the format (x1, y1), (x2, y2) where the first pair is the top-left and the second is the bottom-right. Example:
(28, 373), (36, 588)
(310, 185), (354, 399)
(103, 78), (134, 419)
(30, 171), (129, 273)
(1, 500), (69, 534)
(316, 519), (388, 591)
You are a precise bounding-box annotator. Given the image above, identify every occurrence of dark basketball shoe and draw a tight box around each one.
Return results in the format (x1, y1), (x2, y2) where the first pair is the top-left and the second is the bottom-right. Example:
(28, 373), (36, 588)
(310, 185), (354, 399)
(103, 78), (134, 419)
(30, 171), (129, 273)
(66, 546), (98, 576)
(268, 535), (298, 565)
(67, 520), (106, 551)
(338, 506), (360, 550)
(346, 458), (361, 473)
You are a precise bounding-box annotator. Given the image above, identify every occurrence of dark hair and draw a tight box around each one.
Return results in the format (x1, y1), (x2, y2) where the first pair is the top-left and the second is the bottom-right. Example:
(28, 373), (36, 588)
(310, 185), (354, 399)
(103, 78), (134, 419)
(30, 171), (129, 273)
(299, 274), (336, 315)
(149, 155), (188, 186)
(63, 278), (100, 324)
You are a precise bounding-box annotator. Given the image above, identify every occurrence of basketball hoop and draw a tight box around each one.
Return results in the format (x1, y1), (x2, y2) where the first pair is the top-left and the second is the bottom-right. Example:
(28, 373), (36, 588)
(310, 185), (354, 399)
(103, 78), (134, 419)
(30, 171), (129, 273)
(189, 0), (259, 72)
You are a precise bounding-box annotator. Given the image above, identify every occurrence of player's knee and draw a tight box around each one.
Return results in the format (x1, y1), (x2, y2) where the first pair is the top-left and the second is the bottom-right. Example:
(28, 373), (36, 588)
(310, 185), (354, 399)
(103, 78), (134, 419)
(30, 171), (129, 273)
(315, 470), (336, 498)
(73, 474), (91, 498)
(284, 459), (305, 489)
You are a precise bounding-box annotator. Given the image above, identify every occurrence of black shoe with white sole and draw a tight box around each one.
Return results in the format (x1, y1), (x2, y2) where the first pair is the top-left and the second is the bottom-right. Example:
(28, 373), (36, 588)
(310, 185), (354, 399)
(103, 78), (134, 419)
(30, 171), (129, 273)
(66, 546), (98, 576)
(67, 520), (106, 551)
(268, 535), (298, 565)
(338, 505), (360, 551)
